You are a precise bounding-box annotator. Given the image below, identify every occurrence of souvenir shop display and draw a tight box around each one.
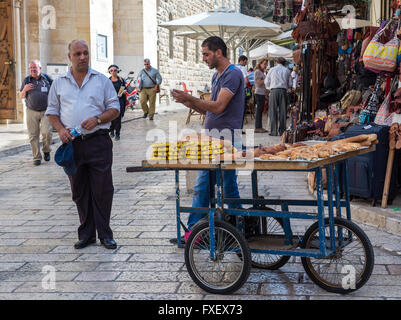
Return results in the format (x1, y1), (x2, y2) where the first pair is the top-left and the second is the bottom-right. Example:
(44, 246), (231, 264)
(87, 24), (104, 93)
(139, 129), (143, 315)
(286, 1), (401, 206)
(288, 1), (401, 144)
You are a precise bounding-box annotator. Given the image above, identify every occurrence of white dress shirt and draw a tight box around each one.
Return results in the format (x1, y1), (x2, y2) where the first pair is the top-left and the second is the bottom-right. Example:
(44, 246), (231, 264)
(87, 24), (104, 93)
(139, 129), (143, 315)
(46, 67), (120, 134)
(264, 64), (292, 90)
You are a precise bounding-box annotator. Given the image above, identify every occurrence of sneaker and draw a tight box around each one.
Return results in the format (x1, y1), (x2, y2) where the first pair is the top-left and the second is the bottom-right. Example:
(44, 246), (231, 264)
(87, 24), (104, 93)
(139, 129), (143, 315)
(33, 160), (41, 166)
(185, 230), (201, 245)
(184, 230), (192, 243)
(44, 152), (51, 162)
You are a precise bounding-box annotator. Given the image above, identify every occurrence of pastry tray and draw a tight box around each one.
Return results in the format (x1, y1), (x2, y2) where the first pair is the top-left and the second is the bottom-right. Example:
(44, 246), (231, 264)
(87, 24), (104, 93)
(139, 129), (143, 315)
(137, 146), (375, 172)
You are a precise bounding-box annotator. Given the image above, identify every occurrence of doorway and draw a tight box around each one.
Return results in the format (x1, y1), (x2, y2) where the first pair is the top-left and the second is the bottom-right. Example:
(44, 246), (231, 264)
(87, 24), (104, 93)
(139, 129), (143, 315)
(0, 0), (16, 120)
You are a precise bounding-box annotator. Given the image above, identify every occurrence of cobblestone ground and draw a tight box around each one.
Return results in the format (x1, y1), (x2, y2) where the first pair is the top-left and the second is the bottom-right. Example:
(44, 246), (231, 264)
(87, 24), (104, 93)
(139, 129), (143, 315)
(0, 105), (401, 300)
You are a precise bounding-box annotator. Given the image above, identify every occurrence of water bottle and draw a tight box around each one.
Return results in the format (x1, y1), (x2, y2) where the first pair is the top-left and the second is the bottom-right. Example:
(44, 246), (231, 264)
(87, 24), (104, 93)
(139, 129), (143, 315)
(71, 127), (82, 138)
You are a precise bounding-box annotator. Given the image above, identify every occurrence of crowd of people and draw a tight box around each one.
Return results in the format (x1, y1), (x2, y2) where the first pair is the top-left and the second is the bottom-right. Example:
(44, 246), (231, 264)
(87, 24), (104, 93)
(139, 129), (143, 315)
(234, 55), (298, 136)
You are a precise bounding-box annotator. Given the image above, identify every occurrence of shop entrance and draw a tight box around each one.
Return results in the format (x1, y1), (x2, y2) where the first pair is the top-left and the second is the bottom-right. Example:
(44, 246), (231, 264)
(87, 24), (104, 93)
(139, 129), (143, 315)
(0, 0), (16, 120)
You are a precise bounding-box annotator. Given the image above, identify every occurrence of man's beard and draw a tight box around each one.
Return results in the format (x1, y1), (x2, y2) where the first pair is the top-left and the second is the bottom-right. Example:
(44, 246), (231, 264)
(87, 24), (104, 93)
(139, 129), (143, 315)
(208, 56), (218, 69)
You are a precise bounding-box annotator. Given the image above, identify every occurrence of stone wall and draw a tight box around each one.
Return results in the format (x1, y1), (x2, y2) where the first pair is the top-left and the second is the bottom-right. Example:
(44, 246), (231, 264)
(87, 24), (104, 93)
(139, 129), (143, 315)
(89, 0), (114, 74)
(113, 0), (144, 78)
(157, 0), (240, 95)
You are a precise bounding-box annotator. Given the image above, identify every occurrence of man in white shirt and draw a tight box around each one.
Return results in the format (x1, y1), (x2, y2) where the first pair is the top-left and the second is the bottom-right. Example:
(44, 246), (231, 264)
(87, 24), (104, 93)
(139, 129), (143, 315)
(264, 57), (292, 136)
(46, 40), (120, 250)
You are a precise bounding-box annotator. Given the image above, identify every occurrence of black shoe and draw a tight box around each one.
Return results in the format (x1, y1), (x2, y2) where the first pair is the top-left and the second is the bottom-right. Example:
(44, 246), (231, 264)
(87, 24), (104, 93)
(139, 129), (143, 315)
(33, 160), (41, 166)
(74, 238), (96, 249)
(143, 113), (148, 119)
(149, 116), (154, 121)
(169, 236), (185, 245)
(100, 238), (117, 249)
(44, 153), (51, 162)
(110, 131), (115, 138)
(115, 135), (120, 141)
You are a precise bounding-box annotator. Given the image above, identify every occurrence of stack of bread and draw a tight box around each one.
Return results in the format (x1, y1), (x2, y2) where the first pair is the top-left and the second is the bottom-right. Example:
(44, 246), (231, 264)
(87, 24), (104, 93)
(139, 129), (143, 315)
(149, 133), (237, 162)
(235, 134), (378, 162)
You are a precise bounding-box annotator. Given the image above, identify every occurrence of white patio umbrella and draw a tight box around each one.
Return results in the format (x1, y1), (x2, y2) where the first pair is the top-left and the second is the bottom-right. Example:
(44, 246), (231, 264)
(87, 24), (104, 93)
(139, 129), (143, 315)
(159, 7), (282, 52)
(249, 41), (293, 60)
(272, 30), (293, 41)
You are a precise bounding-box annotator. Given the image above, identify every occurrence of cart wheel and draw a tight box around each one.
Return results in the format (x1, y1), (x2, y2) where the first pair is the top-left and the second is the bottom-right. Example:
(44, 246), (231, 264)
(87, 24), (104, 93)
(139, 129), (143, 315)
(185, 220), (251, 295)
(245, 212), (291, 270)
(300, 217), (374, 294)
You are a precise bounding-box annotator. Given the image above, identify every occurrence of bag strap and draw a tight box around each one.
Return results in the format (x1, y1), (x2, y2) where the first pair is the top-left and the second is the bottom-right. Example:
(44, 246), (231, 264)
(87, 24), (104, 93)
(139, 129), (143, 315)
(373, 20), (393, 41)
(143, 69), (157, 86)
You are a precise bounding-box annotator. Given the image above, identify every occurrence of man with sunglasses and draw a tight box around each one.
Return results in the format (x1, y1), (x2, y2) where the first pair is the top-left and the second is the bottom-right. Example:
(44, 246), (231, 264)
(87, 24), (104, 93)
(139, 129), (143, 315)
(108, 65), (126, 141)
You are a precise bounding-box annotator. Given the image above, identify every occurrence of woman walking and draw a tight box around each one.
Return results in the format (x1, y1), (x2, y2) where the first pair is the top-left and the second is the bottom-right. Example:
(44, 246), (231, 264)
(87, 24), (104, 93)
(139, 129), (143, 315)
(108, 65), (126, 141)
(254, 58), (268, 133)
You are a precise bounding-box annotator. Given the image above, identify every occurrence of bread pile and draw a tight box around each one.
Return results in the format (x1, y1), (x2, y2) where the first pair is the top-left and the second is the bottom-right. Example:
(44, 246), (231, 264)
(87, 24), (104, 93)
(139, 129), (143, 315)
(149, 134), (237, 162)
(236, 134), (378, 162)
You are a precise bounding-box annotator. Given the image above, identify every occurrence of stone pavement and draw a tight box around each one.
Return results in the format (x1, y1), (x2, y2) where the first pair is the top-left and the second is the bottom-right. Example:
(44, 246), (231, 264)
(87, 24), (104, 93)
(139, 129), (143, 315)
(0, 103), (401, 300)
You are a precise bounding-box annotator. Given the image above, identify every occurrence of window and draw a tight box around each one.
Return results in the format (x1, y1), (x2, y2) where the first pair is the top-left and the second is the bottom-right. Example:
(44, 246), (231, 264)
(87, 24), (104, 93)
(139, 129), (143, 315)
(96, 34), (108, 60)
(183, 36), (188, 62)
(195, 40), (199, 63)
(169, 13), (174, 59)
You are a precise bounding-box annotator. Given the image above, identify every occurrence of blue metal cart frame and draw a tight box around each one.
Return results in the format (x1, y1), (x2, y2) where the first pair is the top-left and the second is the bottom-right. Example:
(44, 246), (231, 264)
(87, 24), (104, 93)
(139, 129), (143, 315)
(127, 146), (375, 293)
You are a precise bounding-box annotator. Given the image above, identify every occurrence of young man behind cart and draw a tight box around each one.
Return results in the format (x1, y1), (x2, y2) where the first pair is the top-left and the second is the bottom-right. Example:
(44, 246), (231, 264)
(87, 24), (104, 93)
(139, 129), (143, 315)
(171, 36), (245, 241)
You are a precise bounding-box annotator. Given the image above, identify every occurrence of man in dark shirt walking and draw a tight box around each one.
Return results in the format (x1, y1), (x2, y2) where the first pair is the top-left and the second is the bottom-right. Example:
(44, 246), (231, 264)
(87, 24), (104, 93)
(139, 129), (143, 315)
(20, 60), (53, 166)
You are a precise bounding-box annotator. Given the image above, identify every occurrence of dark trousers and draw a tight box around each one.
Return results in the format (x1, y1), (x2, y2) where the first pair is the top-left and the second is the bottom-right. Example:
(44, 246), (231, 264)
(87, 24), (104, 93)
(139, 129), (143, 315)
(254, 94), (266, 129)
(69, 134), (114, 240)
(110, 99), (126, 136)
(268, 89), (288, 136)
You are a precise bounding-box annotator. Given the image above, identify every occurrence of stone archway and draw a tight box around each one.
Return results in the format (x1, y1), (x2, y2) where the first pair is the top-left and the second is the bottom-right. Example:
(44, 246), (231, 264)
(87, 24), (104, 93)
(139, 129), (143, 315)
(0, 0), (16, 120)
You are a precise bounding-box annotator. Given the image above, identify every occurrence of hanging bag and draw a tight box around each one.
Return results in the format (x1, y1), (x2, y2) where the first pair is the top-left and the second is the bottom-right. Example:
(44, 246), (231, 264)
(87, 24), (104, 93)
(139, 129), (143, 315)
(375, 77), (400, 125)
(363, 21), (400, 73)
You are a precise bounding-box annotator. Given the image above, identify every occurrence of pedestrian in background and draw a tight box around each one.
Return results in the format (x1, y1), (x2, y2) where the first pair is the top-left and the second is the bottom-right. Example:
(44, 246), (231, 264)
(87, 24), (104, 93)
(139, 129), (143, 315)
(264, 57), (292, 136)
(46, 40), (120, 250)
(108, 64), (126, 141)
(20, 60), (53, 166)
(291, 65), (299, 90)
(254, 58), (268, 133)
(137, 59), (162, 121)
(236, 55), (250, 132)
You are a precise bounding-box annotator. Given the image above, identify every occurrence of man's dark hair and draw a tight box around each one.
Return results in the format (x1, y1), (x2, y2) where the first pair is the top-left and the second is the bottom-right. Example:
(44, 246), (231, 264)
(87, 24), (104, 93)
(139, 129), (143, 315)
(277, 57), (287, 65)
(201, 36), (228, 58)
(238, 55), (248, 63)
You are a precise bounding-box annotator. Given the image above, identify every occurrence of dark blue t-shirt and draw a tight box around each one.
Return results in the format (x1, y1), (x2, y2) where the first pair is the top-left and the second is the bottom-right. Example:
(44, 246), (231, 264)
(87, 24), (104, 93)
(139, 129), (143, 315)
(204, 64), (245, 141)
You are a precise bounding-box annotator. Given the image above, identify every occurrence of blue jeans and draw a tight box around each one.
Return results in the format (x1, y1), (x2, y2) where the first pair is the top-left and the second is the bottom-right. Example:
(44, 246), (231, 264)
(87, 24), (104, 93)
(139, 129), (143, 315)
(187, 169), (241, 230)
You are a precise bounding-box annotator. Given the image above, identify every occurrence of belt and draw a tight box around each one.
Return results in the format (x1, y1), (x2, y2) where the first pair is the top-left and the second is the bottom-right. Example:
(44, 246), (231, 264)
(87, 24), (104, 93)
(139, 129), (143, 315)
(76, 129), (110, 141)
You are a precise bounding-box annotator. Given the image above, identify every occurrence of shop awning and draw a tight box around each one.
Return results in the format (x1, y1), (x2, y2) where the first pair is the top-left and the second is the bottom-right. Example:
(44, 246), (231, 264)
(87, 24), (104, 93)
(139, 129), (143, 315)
(249, 41), (294, 60)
